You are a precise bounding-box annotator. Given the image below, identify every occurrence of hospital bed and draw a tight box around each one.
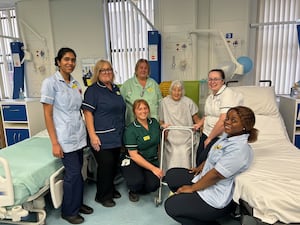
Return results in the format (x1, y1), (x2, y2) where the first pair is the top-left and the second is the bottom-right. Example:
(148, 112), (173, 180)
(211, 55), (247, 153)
(230, 86), (300, 225)
(0, 130), (64, 225)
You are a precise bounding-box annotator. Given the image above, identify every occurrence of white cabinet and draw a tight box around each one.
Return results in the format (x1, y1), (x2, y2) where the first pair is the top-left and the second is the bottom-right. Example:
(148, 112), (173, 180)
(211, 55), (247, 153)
(0, 98), (45, 146)
(279, 95), (300, 148)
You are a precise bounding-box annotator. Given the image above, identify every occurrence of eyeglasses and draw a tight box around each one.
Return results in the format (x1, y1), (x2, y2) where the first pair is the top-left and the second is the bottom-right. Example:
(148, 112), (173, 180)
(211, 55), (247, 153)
(208, 78), (223, 82)
(100, 69), (113, 74)
(140, 88), (145, 97)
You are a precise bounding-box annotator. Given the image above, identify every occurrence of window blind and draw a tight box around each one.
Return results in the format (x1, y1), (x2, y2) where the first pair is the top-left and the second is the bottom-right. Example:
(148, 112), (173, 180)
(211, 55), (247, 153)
(0, 8), (19, 99)
(254, 0), (300, 94)
(104, 0), (154, 84)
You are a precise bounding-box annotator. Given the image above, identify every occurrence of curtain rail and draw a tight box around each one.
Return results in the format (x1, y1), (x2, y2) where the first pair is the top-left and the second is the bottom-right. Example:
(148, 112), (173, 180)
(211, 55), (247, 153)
(250, 20), (299, 28)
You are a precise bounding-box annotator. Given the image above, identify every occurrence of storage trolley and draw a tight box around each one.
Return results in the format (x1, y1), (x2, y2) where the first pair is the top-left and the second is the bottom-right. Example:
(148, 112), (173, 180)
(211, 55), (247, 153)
(154, 125), (197, 206)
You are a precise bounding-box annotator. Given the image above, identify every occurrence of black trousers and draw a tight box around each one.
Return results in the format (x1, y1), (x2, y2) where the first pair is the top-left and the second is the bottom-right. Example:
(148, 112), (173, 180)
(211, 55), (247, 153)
(164, 168), (235, 225)
(92, 147), (120, 201)
(196, 133), (219, 166)
(121, 159), (160, 193)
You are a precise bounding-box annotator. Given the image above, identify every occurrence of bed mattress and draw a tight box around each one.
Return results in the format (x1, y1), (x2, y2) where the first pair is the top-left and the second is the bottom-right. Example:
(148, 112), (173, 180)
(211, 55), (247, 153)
(233, 114), (300, 224)
(0, 136), (63, 205)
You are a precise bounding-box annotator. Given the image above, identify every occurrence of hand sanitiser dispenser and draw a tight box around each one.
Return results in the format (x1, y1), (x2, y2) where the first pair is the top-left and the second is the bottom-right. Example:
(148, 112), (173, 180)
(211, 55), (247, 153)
(18, 88), (25, 99)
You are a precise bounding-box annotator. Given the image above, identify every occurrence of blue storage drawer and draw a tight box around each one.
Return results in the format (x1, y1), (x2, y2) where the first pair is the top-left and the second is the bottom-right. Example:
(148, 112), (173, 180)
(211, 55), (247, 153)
(5, 128), (29, 146)
(294, 135), (300, 149)
(297, 104), (300, 125)
(2, 104), (27, 122)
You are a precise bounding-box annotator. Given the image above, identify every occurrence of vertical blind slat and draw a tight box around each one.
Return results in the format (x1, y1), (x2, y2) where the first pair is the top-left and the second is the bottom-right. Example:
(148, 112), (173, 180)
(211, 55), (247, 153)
(106, 0), (154, 84)
(0, 8), (18, 98)
(256, 0), (300, 94)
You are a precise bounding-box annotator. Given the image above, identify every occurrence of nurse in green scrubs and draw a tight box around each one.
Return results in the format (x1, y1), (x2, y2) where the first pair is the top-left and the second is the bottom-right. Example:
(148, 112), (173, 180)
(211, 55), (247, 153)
(121, 99), (163, 202)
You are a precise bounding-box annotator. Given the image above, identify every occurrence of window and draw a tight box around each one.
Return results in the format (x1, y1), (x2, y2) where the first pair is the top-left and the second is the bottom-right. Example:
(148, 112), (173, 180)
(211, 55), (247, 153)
(0, 8), (19, 99)
(254, 0), (300, 94)
(103, 0), (155, 84)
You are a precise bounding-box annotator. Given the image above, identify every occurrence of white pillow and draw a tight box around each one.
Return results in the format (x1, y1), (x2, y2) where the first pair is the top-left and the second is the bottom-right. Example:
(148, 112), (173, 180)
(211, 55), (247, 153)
(254, 114), (289, 141)
(230, 86), (279, 115)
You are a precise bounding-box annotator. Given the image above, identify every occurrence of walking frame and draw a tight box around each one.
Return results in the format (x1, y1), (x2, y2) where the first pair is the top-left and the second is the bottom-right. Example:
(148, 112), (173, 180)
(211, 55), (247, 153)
(154, 126), (196, 206)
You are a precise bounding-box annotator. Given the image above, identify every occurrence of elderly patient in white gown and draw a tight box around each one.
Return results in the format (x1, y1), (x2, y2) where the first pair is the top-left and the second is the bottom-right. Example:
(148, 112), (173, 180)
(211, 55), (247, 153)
(159, 80), (201, 172)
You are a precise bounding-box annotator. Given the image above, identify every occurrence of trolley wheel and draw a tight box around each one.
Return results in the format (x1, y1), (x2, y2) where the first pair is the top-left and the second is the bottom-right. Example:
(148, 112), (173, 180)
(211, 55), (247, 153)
(154, 197), (162, 207)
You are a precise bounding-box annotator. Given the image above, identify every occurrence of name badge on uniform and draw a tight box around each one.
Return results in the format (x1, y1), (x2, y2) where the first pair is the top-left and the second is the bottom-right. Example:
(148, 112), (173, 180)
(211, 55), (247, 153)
(72, 83), (78, 89)
(214, 144), (222, 150)
(143, 135), (150, 141)
(147, 87), (154, 93)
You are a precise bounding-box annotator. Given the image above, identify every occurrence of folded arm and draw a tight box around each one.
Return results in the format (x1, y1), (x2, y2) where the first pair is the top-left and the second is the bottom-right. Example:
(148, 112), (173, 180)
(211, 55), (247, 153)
(176, 168), (224, 194)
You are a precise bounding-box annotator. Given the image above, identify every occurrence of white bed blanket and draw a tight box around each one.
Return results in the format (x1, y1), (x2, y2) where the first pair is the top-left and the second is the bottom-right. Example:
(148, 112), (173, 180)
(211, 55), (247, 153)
(233, 113), (300, 224)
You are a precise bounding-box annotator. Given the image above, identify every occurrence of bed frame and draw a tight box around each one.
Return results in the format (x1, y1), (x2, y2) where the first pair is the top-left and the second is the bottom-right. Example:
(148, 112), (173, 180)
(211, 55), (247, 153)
(0, 156), (64, 225)
(0, 135), (64, 225)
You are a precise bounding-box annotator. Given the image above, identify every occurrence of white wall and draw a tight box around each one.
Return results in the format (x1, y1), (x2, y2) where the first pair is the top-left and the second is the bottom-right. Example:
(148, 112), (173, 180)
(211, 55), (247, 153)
(16, 0), (55, 97)
(157, 0), (257, 83)
(16, 0), (106, 97)
(14, 0), (257, 97)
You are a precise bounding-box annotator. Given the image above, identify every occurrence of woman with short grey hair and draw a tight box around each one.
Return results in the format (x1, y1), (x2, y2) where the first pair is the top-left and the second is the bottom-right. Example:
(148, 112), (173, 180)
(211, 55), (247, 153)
(159, 80), (201, 172)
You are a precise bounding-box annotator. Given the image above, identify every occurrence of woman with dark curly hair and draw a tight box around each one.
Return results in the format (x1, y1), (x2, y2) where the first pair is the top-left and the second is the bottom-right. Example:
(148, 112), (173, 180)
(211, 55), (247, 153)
(164, 106), (258, 225)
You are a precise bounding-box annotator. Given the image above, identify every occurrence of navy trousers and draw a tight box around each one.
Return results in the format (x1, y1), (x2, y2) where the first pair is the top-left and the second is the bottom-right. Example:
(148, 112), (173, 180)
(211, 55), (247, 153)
(61, 149), (84, 216)
(196, 134), (219, 166)
(121, 160), (160, 193)
(164, 168), (235, 225)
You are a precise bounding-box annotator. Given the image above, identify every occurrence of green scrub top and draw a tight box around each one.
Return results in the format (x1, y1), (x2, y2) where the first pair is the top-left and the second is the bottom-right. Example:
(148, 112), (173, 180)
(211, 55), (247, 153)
(124, 118), (160, 166)
(120, 76), (162, 126)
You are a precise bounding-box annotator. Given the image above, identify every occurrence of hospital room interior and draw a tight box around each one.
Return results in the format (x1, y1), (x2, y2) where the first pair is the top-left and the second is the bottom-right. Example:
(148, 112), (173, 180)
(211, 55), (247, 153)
(0, 0), (300, 224)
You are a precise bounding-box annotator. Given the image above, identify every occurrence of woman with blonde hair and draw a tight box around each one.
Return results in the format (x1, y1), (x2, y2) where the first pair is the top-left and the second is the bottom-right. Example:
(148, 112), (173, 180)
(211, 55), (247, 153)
(120, 58), (162, 126)
(82, 59), (126, 207)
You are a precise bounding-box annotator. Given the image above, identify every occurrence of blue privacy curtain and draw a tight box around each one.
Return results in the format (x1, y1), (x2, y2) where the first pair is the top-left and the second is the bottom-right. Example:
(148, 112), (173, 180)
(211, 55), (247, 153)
(10, 41), (25, 99)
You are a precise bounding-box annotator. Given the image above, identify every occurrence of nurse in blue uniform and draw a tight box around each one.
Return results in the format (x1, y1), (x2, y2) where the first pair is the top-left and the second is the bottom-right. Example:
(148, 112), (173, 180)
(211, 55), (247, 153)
(41, 47), (93, 224)
(82, 59), (126, 208)
(164, 106), (258, 225)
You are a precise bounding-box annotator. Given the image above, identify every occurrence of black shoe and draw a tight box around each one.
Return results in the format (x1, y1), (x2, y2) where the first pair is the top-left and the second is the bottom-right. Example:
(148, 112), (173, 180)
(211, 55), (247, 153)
(95, 198), (116, 207)
(128, 191), (139, 202)
(79, 204), (93, 214)
(61, 214), (84, 224)
(113, 190), (121, 199)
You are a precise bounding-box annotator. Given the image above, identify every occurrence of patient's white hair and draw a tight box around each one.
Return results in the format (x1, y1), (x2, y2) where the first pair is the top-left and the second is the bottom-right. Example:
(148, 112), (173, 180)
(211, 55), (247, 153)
(169, 80), (185, 96)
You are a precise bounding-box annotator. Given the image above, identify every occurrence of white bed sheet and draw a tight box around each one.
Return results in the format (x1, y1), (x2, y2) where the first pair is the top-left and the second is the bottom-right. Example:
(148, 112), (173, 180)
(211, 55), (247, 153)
(231, 87), (300, 224)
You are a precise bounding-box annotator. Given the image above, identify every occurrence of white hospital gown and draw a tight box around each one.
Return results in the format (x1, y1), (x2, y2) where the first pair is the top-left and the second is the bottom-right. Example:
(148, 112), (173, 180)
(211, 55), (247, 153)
(159, 95), (200, 172)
